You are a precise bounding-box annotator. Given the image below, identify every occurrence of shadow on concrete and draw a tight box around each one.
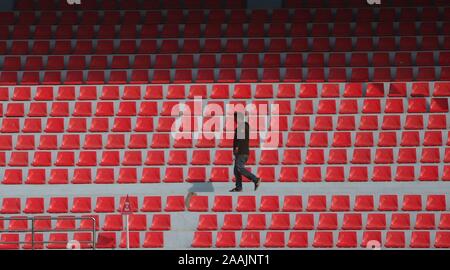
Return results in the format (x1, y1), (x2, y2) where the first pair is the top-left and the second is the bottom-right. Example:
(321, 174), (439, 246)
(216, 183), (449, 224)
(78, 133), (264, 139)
(188, 182), (215, 193)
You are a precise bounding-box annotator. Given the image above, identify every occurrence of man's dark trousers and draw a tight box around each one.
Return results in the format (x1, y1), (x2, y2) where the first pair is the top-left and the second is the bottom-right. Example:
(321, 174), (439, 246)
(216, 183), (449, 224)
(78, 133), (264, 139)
(234, 154), (258, 189)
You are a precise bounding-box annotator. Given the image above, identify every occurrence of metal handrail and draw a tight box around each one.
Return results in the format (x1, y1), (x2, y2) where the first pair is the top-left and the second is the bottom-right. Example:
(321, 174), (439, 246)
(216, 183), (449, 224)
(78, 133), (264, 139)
(0, 216), (96, 250)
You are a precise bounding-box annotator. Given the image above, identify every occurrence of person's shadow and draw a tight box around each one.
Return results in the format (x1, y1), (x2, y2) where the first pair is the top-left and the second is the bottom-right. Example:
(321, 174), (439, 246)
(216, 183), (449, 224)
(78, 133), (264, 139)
(185, 182), (215, 206)
(188, 182), (215, 193)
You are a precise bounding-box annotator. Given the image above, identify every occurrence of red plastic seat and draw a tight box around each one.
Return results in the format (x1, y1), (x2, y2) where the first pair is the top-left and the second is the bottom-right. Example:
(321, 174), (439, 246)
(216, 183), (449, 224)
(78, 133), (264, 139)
(222, 214), (242, 230)
(366, 214), (387, 230)
(409, 231), (430, 248)
(94, 197), (115, 213)
(216, 232), (236, 248)
(165, 196), (185, 212)
(102, 214), (123, 231)
(385, 231), (405, 248)
(430, 98), (449, 113)
(434, 231), (450, 248)
(1, 198), (21, 214)
(287, 232), (308, 248)
(191, 232), (212, 248)
(282, 196), (302, 212)
(438, 213), (450, 230)
(361, 231), (382, 248)
(426, 195), (446, 211)
(188, 196), (209, 212)
(22, 233), (44, 250)
(259, 196), (280, 212)
(246, 214), (266, 230)
(348, 167), (368, 182)
(378, 195), (398, 211)
(2, 169), (23, 184)
(240, 231), (260, 248)
(402, 195), (422, 211)
(45, 233), (69, 249)
(47, 197), (68, 213)
(342, 214), (362, 230)
(141, 196), (162, 212)
(337, 231), (357, 248)
(8, 217), (29, 231)
(264, 232), (285, 248)
(419, 166), (439, 181)
(317, 213), (338, 230)
(330, 195), (350, 211)
(306, 195), (326, 212)
(54, 216), (76, 231)
(197, 215), (218, 231)
(96, 232), (116, 249)
(24, 169), (45, 185)
(94, 168), (114, 184)
(390, 213), (411, 230)
(236, 196), (256, 212)
(150, 214), (171, 231)
(142, 232), (164, 248)
(269, 213), (290, 230)
(354, 195), (374, 211)
(70, 197), (91, 213)
(23, 198), (44, 214)
(312, 232), (333, 248)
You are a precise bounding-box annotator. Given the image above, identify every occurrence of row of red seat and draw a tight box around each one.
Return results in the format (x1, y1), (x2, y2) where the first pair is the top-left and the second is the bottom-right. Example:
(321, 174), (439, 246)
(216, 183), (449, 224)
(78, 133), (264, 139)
(192, 230), (450, 248)
(3, 52), (450, 71)
(2, 230), (445, 249)
(1, 67), (450, 85)
(285, 0), (445, 8)
(0, 194), (446, 213)
(0, 214), (170, 231)
(13, 0), (447, 11)
(4, 165), (450, 183)
(3, 37), (449, 56)
(3, 22), (449, 40)
(2, 164), (450, 184)
(0, 231), (163, 249)
(6, 7), (450, 24)
(1, 130), (449, 149)
(5, 212), (450, 232)
(4, 146), (450, 165)
(2, 99), (448, 117)
(15, 0), (245, 11)
(1, 114), (448, 133)
(197, 213), (450, 230)
(0, 114), (448, 132)
(1, 83), (448, 100)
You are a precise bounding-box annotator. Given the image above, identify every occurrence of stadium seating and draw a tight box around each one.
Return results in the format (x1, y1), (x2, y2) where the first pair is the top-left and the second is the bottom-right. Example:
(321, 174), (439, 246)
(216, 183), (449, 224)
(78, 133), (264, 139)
(0, 0), (449, 249)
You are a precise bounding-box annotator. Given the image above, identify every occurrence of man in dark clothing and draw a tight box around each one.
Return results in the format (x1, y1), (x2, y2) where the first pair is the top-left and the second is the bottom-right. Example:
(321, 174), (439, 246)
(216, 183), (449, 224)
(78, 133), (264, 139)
(230, 112), (261, 192)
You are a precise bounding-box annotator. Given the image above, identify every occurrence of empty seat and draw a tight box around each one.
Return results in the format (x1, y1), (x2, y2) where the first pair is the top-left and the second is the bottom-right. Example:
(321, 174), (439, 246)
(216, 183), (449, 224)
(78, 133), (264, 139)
(191, 232), (212, 248)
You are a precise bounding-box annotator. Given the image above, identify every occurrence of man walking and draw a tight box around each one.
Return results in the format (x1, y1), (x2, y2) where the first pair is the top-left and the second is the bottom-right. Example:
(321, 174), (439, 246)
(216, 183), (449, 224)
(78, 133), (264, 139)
(230, 112), (261, 192)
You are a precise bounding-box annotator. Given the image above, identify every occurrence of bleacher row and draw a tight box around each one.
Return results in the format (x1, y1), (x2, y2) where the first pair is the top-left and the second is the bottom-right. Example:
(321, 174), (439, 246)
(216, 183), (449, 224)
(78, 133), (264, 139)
(2, 37), (450, 56)
(1, 68), (450, 84)
(2, 230), (450, 249)
(13, 0), (246, 11)
(2, 22), (450, 39)
(0, 82), (449, 184)
(1, 83), (449, 99)
(1, 194), (448, 213)
(2, 52), (450, 71)
(1, 0), (449, 250)
(1, 194), (450, 249)
(11, 0), (449, 10)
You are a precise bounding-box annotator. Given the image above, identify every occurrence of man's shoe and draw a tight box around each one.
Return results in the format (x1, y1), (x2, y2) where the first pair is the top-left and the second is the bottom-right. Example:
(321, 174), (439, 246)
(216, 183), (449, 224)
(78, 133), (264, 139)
(230, 187), (242, 192)
(254, 178), (261, 191)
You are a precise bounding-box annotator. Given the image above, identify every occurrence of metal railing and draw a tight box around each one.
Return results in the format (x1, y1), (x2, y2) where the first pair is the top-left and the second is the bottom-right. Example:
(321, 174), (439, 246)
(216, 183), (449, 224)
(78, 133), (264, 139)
(0, 216), (96, 250)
